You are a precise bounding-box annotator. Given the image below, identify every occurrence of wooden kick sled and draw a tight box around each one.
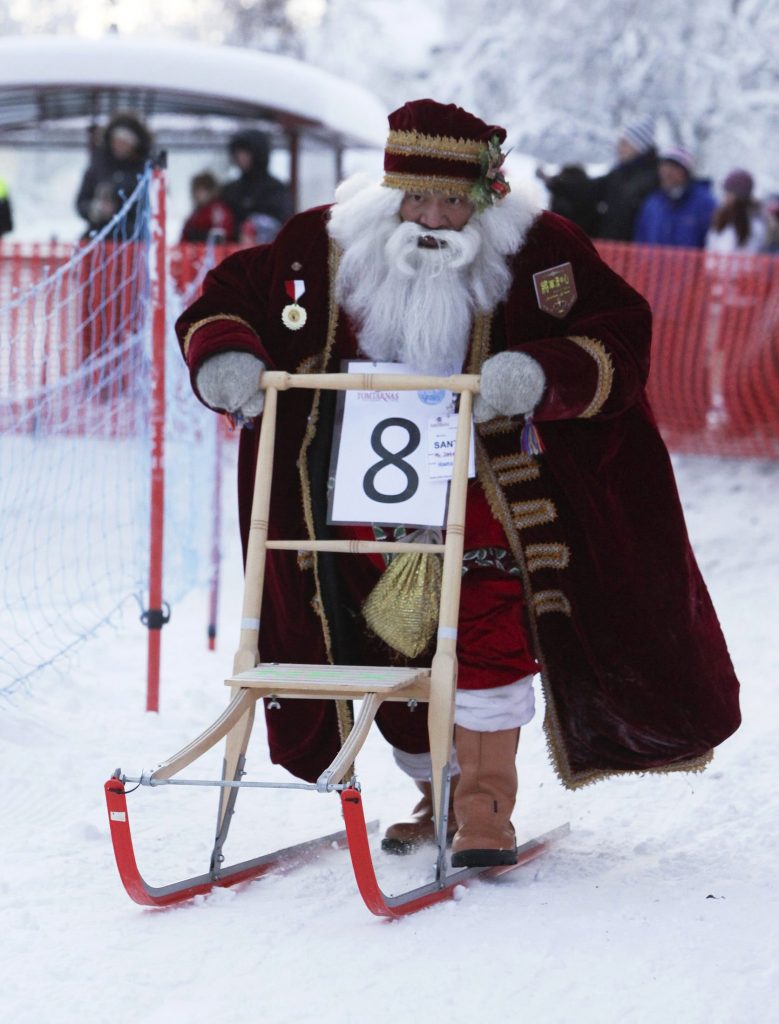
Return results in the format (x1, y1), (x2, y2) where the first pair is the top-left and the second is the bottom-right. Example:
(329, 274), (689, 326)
(104, 370), (569, 918)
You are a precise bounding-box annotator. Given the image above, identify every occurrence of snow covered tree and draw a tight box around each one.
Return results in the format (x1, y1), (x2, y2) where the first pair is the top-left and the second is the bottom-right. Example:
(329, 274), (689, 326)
(306, 0), (778, 192)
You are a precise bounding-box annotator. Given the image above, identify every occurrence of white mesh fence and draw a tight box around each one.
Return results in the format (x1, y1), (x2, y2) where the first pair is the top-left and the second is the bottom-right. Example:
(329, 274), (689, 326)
(0, 168), (219, 698)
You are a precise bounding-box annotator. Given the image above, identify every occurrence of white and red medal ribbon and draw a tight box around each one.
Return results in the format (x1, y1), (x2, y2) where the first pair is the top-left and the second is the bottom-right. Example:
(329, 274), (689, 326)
(284, 280), (305, 302)
(281, 280), (307, 331)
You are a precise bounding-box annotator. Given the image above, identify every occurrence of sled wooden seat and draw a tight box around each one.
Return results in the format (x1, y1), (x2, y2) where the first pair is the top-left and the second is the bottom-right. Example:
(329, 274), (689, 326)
(227, 663), (431, 701)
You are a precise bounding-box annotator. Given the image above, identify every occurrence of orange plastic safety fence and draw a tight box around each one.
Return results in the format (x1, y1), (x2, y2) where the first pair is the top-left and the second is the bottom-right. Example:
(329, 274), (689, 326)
(597, 242), (779, 459)
(2, 240), (777, 458)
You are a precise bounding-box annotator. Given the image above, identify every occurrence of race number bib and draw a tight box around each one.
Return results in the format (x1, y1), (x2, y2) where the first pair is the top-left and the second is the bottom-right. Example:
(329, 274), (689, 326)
(327, 361), (474, 527)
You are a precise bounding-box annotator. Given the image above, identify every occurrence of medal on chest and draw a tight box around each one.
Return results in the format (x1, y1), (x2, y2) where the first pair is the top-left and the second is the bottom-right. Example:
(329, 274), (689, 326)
(282, 279), (307, 330)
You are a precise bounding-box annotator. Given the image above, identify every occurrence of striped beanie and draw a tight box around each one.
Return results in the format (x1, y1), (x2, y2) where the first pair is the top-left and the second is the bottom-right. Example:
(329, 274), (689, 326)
(382, 99), (510, 211)
(619, 116), (656, 154)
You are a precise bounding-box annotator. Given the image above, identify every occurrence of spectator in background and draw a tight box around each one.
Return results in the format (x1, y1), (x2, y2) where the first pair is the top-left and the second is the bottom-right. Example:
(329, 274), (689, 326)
(221, 129), (293, 245)
(540, 118), (658, 241)
(763, 195), (779, 254)
(0, 176), (12, 237)
(706, 169), (768, 254)
(535, 163), (598, 236)
(181, 172), (236, 243)
(591, 117), (659, 240)
(75, 112), (153, 238)
(633, 146), (716, 249)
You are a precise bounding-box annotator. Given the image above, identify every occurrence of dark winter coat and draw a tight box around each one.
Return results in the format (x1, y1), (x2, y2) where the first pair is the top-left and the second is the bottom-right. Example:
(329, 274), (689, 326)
(542, 167), (599, 236)
(221, 129), (293, 236)
(176, 200), (741, 790)
(75, 114), (153, 238)
(591, 151), (660, 241)
(634, 180), (717, 249)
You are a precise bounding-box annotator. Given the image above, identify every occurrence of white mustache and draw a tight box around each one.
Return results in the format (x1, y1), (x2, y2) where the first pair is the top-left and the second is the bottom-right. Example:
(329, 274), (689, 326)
(385, 220), (482, 277)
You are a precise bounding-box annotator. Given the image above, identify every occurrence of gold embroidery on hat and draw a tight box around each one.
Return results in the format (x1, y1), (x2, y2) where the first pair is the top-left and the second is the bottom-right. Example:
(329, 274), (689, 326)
(510, 498), (557, 530)
(526, 543), (571, 572)
(182, 314), (255, 359)
(382, 172), (474, 197)
(386, 129), (483, 162)
(568, 335), (614, 418)
(492, 452), (541, 485)
(533, 589), (572, 616)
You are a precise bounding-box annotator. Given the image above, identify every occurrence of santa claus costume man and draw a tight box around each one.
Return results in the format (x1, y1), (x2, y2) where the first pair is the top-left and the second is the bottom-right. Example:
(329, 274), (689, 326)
(176, 99), (740, 869)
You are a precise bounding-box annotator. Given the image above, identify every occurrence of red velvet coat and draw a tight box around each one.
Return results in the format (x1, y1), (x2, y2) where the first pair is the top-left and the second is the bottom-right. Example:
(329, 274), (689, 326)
(176, 205), (741, 789)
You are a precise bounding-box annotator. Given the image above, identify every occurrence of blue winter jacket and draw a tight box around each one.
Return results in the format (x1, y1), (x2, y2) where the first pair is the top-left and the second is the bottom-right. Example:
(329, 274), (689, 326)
(633, 180), (717, 248)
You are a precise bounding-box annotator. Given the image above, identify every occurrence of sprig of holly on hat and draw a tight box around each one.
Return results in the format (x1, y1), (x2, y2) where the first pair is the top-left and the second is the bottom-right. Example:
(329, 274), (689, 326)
(470, 134), (511, 211)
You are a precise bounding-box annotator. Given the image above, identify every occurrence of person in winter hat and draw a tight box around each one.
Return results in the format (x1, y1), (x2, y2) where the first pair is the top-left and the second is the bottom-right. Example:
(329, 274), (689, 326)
(221, 129), (293, 244)
(588, 116), (660, 240)
(634, 146), (717, 248)
(75, 111), (153, 238)
(706, 168), (768, 254)
(176, 99), (740, 869)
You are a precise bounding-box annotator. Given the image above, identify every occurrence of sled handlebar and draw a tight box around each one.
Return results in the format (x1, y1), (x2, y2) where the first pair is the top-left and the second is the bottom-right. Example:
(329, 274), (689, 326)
(259, 370), (481, 394)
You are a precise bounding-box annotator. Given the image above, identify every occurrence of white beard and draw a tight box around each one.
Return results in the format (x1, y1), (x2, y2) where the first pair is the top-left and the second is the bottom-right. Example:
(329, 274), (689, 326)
(327, 177), (540, 376)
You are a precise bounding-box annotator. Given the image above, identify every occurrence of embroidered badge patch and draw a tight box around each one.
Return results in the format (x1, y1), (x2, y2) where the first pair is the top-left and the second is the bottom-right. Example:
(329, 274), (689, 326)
(282, 279), (307, 331)
(532, 262), (577, 319)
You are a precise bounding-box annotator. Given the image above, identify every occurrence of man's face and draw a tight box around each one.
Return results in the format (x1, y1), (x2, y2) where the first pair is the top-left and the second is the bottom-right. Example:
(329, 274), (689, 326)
(399, 191), (475, 234)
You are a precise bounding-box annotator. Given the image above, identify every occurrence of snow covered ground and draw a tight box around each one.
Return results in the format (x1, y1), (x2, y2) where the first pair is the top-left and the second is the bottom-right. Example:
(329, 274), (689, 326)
(1, 450), (777, 1024)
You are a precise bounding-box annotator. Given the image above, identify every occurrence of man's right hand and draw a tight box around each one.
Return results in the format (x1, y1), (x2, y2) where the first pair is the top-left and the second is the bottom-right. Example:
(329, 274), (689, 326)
(195, 351), (266, 418)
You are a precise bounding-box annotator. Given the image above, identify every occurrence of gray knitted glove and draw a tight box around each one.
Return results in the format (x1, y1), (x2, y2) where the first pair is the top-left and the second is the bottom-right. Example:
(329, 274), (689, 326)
(196, 351), (266, 418)
(473, 351), (546, 423)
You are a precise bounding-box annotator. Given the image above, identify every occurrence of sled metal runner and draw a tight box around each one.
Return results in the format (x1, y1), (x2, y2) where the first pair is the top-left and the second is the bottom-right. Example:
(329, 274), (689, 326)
(105, 772), (371, 908)
(104, 371), (568, 915)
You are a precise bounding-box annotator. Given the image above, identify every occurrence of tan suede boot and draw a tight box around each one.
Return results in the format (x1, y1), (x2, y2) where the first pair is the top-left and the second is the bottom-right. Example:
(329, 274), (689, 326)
(381, 778), (458, 855)
(451, 725), (519, 867)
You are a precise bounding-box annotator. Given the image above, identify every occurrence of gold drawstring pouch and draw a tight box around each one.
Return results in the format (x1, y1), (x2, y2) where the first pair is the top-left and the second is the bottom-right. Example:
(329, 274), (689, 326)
(362, 528), (443, 658)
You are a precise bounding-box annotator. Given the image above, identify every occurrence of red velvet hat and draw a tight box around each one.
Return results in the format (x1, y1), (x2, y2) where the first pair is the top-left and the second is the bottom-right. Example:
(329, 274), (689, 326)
(383, 99), (511, 210)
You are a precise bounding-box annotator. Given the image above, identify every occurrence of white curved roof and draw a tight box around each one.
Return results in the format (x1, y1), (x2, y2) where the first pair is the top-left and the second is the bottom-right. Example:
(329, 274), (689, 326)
(0, 35), (388, 148)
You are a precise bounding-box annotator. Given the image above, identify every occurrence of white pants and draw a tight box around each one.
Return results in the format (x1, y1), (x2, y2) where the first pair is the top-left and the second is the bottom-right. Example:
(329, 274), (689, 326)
(392, 674), (536, 780)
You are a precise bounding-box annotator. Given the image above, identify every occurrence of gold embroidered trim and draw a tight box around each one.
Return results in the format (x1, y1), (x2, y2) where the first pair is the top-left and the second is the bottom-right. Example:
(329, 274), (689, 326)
(382, 172), (474, 197)
(526, 543), (571, 572)
(297, 240), (340, 666)
(492, 452), (540, 485)
(295, 240), (353, 750)
(533, 589), (572, 616)
(465, 314), (579, 792)
(296, 353), (323, 375)
(386, 129), (483, 162)
(296, 551), (314, 571)
(560, 747), (715, 792)
(182, 314), (256, 359)
(510, 498), (557, 530)
(568, 335), (614, 418)
(477, 415), (517, 436)
(466, 311), (492, 374)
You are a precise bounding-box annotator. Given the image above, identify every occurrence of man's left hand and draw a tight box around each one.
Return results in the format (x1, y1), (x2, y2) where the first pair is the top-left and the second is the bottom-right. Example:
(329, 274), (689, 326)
(474, 351), (546, 422)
